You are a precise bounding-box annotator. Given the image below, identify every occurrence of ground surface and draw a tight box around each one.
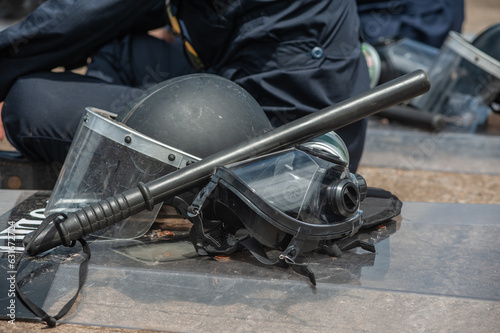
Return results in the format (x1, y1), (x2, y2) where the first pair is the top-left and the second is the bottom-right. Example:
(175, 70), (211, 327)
(1, 0), (499, 332)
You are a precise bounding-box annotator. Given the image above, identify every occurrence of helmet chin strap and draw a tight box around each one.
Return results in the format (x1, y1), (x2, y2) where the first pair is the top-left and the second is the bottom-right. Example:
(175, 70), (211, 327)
(15, 213), (91, 328)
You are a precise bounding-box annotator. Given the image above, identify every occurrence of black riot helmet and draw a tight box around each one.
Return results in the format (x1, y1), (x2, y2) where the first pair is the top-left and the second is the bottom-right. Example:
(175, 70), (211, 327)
(45, 73), (273, 238)
(118, 73), (273, 158)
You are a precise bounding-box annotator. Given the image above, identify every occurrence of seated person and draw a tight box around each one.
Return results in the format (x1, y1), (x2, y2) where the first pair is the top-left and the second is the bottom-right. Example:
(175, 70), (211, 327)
(0, 0), (370, 172)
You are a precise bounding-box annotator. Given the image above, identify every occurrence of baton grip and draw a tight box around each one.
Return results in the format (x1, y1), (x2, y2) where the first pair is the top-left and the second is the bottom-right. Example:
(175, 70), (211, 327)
(24, 188), (146, 255)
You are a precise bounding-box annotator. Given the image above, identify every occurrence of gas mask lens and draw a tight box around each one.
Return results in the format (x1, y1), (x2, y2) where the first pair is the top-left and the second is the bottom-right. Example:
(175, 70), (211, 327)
(227, 131), (364, 225)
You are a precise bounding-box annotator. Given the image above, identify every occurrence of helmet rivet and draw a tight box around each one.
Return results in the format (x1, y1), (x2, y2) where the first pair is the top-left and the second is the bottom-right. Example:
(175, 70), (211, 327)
(168, 154), (176, 161)
(124, 135), (132, 144)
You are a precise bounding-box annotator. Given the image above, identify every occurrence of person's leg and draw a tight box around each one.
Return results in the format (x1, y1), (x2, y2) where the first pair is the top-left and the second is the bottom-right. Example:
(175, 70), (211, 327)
(2, 72), (142, 163)
(357, 0), (465, 48)
(86, 33), (194, 88)
(0, 101), (4, 141)
(2, 29), (195, 164)
(0, 0), (166, 101)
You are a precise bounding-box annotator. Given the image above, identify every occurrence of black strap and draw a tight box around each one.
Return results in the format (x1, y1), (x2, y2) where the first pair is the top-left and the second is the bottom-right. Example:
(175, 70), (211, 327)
(240, 233), (317, 286)
(318, 235), (376, 258)
(188, 212), (240, 255)
(188, 179), (242, 255)
(189, 179), (318, 285)
(15, 213), (91, 328)
(239, 237), (280, 265)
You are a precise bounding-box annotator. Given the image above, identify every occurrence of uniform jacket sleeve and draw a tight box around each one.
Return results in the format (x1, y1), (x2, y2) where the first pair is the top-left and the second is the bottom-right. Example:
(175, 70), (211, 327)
(0, 0), (166, 101)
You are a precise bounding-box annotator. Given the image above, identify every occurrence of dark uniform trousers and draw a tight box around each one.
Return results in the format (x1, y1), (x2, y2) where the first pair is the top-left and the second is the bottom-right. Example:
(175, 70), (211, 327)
(357, 0), (465, 48)
(0, 0), (369, 172)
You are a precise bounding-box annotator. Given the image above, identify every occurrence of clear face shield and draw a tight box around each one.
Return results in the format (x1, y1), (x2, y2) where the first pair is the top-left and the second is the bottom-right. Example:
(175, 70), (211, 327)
(412, 31), (500, 132)
(45, 107), (200, 239)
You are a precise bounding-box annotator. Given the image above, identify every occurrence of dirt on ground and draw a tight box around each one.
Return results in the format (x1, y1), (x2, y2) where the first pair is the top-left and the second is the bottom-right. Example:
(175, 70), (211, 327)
(463, 0), (500, 34)
(358, 166), (500, 205)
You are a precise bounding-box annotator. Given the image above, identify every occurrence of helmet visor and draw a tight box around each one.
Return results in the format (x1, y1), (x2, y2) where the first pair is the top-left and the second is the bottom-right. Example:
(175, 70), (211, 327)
(45, 107), (200, 239)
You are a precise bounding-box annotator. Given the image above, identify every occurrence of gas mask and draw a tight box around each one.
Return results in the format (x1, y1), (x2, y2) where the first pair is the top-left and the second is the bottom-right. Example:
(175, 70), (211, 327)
(187, 132), (369, 284)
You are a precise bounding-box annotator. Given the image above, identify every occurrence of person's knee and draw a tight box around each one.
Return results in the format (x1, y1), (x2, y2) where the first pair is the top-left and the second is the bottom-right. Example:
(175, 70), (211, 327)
(2, 73), (75, 162)
(2, 71), (145, 163)
(2, 75), (36, 144)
